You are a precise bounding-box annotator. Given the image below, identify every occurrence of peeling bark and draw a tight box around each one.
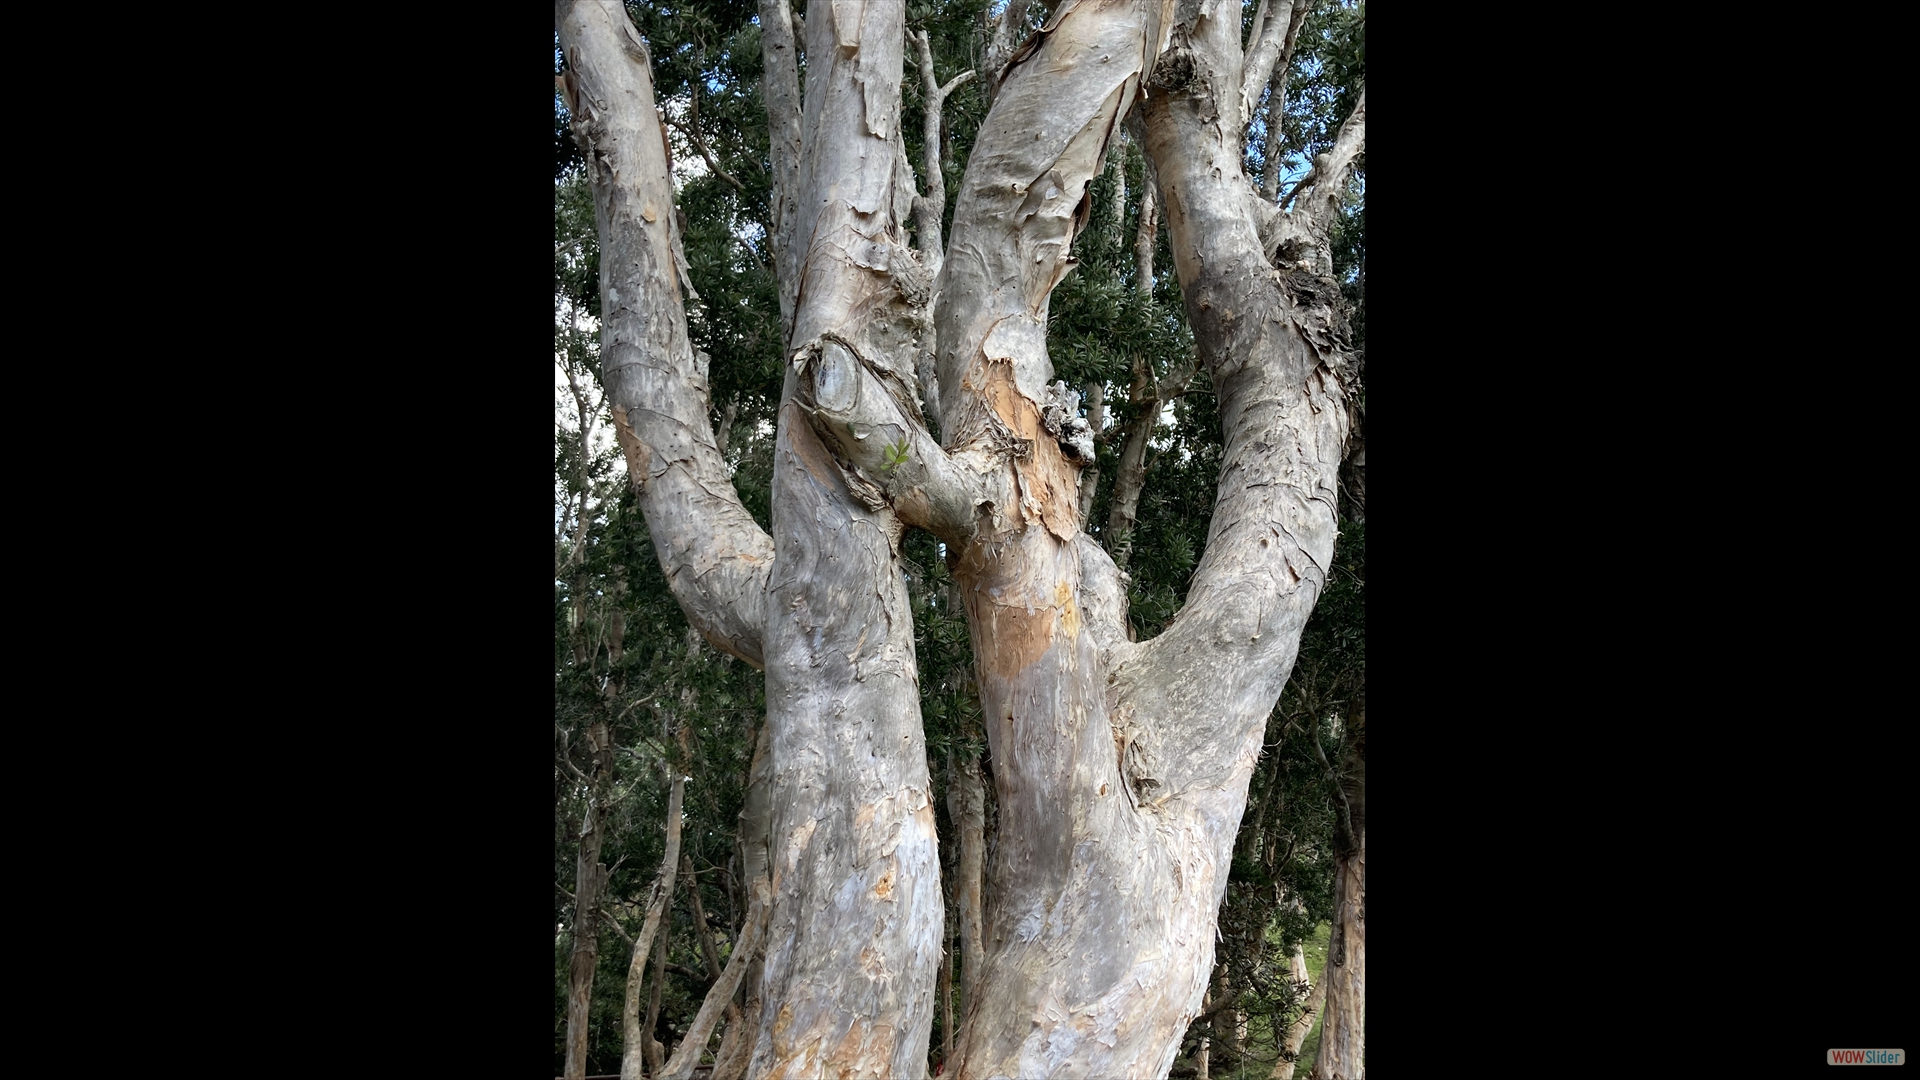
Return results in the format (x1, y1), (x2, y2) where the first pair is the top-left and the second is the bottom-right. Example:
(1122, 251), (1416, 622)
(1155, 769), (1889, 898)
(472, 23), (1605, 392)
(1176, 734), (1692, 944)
(568, 1), (1363, 1075)
(750, 5), (944, 1077)
(559, 0), (775, 669)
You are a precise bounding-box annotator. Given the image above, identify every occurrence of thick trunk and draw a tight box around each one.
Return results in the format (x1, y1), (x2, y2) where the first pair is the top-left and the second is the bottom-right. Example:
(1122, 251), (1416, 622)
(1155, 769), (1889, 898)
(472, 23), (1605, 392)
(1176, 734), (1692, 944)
(569, 2), (1362, 1076)
(750, 5), (943, 1077)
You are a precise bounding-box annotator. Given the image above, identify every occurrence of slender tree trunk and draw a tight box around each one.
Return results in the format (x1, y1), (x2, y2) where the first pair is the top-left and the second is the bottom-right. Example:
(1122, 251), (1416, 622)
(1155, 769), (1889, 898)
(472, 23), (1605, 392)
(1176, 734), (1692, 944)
(660, 888), (769, 1080)
(937, 921), (954, 1069)
(644, 901), (670, 1077)
(710, 725), (772, 1080)
(563, 718), (613, 1080)
(617, 771), (684, 1080)
(1314, 692), (1365, 1080)
(946, 751), (985, 1023)
(1270, 944), (1325, 1080)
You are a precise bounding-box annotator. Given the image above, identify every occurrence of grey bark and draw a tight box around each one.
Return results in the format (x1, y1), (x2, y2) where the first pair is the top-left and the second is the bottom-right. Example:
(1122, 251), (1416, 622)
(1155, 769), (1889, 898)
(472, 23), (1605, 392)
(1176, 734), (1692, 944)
(559, 0), (775, 670)
(1134, 145), (1159, 294)
(757, 0), (804, 337)
(749, 5), (944, 1076)
(562, 716), (612, 1080)
(1259, 0), (1314, 198)
(618, 771), (683, 1080)
(566, 0), (1363, 1075)
(946, 751), (986, 1020)
(1314, 693), (1365, 1080)
(1076, 380), (1104, 523)
(909, 28), (974, 429)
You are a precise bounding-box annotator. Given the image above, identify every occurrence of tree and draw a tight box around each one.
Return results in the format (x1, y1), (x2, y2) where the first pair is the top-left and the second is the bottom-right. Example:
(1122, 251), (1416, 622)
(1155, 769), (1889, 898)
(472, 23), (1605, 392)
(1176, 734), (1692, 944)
(554, 0), (1365, 1076)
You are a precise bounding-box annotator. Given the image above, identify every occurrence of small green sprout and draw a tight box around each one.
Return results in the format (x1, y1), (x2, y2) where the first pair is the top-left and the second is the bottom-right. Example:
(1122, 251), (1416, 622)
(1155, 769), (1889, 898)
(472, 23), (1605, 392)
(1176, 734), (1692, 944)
(882, 440), (911, 474)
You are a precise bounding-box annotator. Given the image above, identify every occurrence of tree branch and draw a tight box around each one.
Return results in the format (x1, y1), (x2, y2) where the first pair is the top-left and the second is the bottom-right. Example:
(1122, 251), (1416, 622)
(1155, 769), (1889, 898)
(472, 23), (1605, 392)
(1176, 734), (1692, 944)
(910, 29), (974, 280)
(791, 335), (988, 547)
(756, 0), (804, 337)
(557, 1), (776, 670)
(658, 890), (769, 1080)
(671, 81), (745, 195)
(1238, 0), (1293, 130)
(980, 0), (1035, 98)
(1295, 83), (1364, 234)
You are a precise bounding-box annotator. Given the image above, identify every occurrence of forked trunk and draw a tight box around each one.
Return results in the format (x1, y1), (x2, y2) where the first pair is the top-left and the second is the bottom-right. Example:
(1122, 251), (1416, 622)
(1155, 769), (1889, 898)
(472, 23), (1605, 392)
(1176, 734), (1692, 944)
(564, 0), (1361, 1075)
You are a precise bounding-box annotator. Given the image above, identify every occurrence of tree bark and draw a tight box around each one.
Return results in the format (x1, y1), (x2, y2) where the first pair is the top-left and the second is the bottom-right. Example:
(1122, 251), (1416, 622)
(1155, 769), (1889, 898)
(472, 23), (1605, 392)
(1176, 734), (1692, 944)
(566, 1), (1364, 1075)
(617, 771), (683, 1080)
(1270, 943), (1324, 1080)
(750, 5), (945, 1077)
(1314, 692), (1365, 1080)
(946, 750), (986, 1022)
(562, 717), (613, 1080)
(558, 0), (775, 670)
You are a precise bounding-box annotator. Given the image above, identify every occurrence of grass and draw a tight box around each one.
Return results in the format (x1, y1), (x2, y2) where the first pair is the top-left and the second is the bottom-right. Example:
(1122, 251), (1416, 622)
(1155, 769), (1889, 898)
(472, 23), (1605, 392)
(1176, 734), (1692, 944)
(1204, 921), (1333, 1080)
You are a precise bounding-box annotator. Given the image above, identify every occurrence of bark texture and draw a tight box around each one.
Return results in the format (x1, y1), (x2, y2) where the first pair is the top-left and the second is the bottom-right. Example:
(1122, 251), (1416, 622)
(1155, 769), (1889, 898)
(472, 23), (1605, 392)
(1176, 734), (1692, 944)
(562, 716), (612, 1080)
(1314, 693), (1364, 1080)
(751, 5), (943, 1077)
(558, 0), (775, 669)
(619, 772), (684, 1080)
(1268, 944), (1324, 1080)
(565, 1), (1364, 1075)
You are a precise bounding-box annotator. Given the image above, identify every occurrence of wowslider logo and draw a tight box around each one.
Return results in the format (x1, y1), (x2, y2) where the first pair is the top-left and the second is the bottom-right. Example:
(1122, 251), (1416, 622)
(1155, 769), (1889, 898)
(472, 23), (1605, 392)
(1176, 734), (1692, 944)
(1829, 1049), (1905, 1065)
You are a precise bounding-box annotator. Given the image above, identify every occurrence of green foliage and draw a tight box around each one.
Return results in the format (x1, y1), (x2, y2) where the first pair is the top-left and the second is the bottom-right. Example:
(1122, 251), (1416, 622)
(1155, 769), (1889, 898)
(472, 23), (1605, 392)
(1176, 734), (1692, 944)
(557, 3), (1366, 1073)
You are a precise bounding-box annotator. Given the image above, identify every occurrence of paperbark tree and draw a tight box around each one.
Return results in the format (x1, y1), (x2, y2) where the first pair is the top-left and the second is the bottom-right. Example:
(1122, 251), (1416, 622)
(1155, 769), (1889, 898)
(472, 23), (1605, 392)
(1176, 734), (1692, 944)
(557, 0), (1363, 1075)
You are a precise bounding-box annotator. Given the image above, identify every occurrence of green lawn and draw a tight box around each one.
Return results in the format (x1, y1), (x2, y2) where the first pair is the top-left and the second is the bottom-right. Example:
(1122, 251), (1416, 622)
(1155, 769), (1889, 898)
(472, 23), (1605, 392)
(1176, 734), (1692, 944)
(1205, 921), (1332, 1080)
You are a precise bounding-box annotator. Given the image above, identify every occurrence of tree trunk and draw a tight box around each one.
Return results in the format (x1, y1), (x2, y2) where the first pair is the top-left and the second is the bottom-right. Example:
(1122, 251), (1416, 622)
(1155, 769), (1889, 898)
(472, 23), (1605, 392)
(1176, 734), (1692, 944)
(1314, 692), (1365, 1080)
(946, 750), (986, 1025)
(748, 5), (945, 1076)
(564, 1), (1363, 1075)
(1270, 944), (1324, 1080)
(618, 771), (683, 1080)
(563, 718), (613, 1080)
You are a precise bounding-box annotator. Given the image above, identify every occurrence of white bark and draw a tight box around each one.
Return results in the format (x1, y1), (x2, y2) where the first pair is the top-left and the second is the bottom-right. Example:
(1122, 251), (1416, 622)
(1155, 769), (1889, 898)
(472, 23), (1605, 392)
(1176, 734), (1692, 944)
(750, 5), (944, 1077)
(564, 1), (1364, 1075)
(1269, 943), (1324, 1080)
(618, 772), (683, 1080)
(557, 0), (775, 668)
